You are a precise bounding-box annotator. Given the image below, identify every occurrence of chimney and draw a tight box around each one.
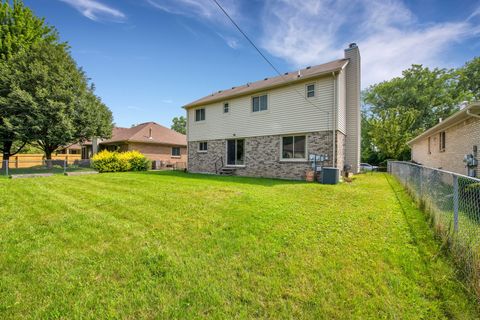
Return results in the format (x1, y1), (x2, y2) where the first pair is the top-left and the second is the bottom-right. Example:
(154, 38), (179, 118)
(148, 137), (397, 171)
(344, 43), (361, 173)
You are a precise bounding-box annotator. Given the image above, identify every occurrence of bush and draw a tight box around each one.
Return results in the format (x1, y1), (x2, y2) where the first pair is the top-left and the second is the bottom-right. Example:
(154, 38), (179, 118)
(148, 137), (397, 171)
(92, 150), (149, 173)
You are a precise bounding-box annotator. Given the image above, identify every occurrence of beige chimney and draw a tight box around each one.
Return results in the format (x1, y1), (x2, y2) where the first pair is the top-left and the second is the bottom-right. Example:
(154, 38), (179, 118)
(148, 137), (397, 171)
(344, 43), (361, 173)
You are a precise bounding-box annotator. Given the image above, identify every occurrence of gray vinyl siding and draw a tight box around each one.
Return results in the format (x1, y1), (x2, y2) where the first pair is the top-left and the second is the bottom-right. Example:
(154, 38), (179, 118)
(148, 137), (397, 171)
(187, 76), (335, 141)
(337, 69), (347, 134)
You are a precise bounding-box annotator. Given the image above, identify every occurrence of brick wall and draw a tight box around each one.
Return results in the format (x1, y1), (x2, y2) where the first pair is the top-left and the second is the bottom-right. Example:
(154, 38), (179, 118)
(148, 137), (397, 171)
(127, 142), (187, 163)
(188, 131), (344, 180)
(411, 117), (480, 175)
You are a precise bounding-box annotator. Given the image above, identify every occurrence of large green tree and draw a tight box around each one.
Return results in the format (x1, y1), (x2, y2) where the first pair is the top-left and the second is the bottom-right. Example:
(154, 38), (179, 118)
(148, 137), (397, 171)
(171, 116), (186, 135)
(0, 0), (60, 163)
(362, 64), (471, 163)
(458, 57), (480, 100)
(9, 42), (113, 159)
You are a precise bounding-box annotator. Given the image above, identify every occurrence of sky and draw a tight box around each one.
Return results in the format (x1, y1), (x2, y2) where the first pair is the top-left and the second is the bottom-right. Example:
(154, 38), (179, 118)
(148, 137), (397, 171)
(24, 0), (480, 128)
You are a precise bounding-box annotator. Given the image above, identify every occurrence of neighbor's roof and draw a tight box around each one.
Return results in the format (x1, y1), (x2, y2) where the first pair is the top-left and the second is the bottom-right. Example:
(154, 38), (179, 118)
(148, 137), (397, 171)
(408, 102), (480, 146)
(100, 122), (187, 146)
(183, 58), (349, 108)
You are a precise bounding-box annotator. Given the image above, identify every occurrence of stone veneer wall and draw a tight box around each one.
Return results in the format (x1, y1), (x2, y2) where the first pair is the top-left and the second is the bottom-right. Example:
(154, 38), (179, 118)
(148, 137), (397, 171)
(188, 131), (343, 180)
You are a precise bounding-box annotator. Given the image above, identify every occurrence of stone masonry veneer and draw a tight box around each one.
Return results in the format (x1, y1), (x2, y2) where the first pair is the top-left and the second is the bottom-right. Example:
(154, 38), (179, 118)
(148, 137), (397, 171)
(188, 131), (343, 180)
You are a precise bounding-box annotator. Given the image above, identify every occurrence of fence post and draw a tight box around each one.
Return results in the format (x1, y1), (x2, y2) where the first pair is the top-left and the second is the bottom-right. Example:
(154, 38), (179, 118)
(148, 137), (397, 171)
(5, 160), (8, 177)
(64, 160), (67, 174)
(453, 175), (459, 232)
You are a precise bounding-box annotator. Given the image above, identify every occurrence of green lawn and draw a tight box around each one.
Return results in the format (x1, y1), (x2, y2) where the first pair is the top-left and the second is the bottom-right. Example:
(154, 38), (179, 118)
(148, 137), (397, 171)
(0, 172), (478, 319)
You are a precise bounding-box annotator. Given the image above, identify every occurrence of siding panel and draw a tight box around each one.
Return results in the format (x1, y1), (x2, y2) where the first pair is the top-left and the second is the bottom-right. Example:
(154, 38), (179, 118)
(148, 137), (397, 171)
(188, 76), (334, 141)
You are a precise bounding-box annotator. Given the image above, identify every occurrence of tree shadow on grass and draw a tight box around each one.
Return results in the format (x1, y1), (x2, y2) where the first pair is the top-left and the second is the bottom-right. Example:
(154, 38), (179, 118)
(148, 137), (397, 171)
(134, 170), (307, 187)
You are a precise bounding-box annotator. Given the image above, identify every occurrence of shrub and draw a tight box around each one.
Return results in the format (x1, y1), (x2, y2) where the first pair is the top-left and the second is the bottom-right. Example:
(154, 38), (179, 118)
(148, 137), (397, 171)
(91, 150), (150, 173)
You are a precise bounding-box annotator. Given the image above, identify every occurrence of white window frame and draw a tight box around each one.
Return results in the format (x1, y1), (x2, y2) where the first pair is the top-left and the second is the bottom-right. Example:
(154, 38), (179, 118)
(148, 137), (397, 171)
(280, 135), (308, 161)
(198, 141), (208, 153)
(171, 147), (181, 157)
(195, 108), (205, 122)
(439, 131), (446, 152)
(251, 94), (268, 113)
(223, 102), (229, 114)
(225, 138), (246, 167)
(306, 83), (315, 98)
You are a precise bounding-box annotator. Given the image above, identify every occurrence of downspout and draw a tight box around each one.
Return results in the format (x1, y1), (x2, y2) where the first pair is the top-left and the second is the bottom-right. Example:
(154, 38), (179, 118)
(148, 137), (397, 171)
(331, 72), (337, 168)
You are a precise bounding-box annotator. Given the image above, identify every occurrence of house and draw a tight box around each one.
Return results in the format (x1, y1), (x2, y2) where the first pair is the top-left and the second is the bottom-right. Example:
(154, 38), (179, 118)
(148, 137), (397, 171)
(56, 143), (81, 155)
(81, 122), (187, 164)
(408, 102), (480, 177)
(183, 43), (361, 180)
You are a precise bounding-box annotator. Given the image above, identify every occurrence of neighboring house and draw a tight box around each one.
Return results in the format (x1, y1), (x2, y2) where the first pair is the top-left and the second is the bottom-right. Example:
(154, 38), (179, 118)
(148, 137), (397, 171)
(408, 102), (480, 177)
(183, 43), (361, 180)
(57, 143), (81, 155)
(81, 122), (187, 164)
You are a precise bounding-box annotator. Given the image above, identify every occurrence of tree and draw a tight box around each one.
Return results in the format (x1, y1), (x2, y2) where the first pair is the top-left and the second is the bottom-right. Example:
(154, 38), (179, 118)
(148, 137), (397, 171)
(366, 107), (420, 161)
(0, 0), (61, 163)
(458, 57), (480, 100)
(11, 42), (113, 159)
(362, 64), (470, 161)
(171, 116), (186, 135)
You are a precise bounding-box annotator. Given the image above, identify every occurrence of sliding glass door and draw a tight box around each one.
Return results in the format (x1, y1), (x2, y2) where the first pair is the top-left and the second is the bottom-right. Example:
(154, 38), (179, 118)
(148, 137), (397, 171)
(227, 139), (245, 166)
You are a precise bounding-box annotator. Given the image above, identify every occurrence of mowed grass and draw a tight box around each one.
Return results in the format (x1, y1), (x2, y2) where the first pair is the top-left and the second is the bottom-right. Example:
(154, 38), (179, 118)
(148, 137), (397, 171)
(0, 172), (478, 319)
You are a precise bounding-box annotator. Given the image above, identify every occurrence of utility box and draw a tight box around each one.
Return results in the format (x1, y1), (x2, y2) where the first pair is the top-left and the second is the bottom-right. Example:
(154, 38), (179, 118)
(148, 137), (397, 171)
(321, 167), (340, 184)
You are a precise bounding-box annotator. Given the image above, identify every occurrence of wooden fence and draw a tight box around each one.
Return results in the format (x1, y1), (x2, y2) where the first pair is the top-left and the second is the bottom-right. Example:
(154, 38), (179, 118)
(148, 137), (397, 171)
(8, 154), (82, 168)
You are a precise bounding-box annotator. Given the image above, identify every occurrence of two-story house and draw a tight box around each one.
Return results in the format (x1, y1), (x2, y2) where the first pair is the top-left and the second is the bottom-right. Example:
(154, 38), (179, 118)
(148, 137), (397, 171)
(183, 44), (361, 180)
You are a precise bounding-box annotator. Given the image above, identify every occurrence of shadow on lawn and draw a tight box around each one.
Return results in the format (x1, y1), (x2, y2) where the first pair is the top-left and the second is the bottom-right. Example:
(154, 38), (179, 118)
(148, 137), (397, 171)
(136, 170), (306, 187)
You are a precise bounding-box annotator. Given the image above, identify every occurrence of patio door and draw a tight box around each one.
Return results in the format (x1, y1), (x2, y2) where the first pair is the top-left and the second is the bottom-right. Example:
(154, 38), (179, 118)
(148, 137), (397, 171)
(227, 139), (245, 166)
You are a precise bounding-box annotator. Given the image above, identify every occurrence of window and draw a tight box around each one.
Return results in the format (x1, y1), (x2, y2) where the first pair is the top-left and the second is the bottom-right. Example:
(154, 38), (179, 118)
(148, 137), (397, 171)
(223, 102), (229, 113)
(428, 137), (431, 154)
(172, 147), (180, 156)
(227, 139), (245, 166)
(198, 141), (208, 152)
(282, 135), (306, 159)
(195, 108), (205, 121)
(439, 131), (446, 152)
(252, 94), (268, 112)
(306, 84), (315, 98)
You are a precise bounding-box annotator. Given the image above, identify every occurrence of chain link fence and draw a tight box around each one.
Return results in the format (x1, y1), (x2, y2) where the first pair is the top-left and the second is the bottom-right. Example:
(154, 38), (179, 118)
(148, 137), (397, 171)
(388, 161), (480, 295)
(1, 159), (95, 177)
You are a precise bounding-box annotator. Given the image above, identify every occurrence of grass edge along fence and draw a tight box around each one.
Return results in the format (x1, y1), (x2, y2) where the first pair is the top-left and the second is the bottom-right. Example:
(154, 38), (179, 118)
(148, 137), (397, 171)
(1, 159), (94, 177)
(388, 161), (480, 298)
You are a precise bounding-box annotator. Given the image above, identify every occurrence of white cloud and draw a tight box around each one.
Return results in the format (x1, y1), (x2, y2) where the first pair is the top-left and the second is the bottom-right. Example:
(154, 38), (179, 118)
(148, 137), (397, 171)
(261, 0), (480, 87)
(59, 0), (125, 22)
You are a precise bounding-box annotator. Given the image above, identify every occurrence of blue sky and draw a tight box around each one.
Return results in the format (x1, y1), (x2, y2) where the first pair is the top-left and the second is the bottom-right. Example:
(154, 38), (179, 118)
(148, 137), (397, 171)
(25, 0), (480, 128)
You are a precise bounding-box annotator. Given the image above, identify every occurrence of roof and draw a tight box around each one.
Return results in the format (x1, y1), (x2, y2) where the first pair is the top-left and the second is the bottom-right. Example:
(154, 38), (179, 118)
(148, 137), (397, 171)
(183, 58), (349, 108)
(100, 122), (187, 146)
(408, 102), (480, 145)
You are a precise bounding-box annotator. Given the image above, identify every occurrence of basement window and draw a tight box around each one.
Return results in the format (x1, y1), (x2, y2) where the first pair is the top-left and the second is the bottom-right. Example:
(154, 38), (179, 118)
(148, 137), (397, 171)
(439, 131), (446, 152)
(198, 141), (208, 152)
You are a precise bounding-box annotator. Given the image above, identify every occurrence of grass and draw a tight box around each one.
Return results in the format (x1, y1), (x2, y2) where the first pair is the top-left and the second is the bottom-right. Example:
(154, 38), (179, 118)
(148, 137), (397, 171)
(0, 171), (478, 319)
(1, 165), (94, 177)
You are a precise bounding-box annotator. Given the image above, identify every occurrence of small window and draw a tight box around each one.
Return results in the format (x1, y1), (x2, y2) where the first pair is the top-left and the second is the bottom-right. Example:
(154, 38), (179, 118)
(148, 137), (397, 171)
(195, 108), (205, 121)
(306, 84), (315, 98)
(172, 147), (180, 156)
(223, 102), (229, 113)
(439, 131), (446, 152)
(282, 135), (306, 159)
(198, 141), (208, 152)
(252, 94), (268, 112)
(428, 137), (431, 154)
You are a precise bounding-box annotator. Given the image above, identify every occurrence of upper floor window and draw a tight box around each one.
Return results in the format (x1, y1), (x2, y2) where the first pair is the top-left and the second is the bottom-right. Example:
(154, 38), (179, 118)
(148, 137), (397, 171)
(252, 94), (268, 112)
(282, 135), (306, 159)
(306, 84), (315, 98)
(439, 131), (446, 152)
(172, 147), (180, 156)
(223, 102), (229, 113)
(195, 108), (205, 122)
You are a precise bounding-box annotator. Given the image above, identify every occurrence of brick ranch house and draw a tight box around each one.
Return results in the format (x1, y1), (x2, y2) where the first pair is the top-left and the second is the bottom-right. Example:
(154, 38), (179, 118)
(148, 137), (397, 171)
(408, 102), (480, 177)
(81, 122), (187, 165)
(183, 44), (361, 180)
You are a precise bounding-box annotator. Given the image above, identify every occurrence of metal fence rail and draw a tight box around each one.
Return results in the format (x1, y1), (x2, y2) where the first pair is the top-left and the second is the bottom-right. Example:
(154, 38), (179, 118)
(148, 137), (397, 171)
(388, 161), (480, 295)
(1, 159), (94, 177)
